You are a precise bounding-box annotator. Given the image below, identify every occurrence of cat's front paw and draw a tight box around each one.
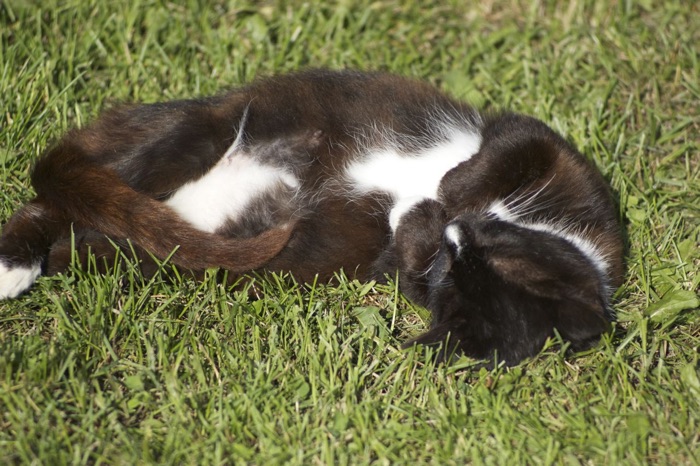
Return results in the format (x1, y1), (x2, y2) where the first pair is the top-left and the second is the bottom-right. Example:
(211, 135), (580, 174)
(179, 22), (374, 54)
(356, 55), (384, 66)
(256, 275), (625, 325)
(0, 259), (41, 300)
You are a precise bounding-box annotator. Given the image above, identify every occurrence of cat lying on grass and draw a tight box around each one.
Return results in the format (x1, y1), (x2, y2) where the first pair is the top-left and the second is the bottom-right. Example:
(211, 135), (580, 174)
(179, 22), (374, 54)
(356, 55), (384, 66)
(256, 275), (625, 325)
(0, 69), (623, 365)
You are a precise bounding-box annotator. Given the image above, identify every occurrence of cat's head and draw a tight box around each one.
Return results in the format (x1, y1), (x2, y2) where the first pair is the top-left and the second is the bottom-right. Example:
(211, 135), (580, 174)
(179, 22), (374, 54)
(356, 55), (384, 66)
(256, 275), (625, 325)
(414, 212), (612, 364)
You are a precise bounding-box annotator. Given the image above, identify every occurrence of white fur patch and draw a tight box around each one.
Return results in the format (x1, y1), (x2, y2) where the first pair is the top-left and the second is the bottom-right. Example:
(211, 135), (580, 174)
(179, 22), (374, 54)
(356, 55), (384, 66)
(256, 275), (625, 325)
(166, 153), (298, 233)
(526, 222), (610, 275)
(346, 128), (482, 231)
(0, 261), (42, 300)
(444, 224), (463, 253)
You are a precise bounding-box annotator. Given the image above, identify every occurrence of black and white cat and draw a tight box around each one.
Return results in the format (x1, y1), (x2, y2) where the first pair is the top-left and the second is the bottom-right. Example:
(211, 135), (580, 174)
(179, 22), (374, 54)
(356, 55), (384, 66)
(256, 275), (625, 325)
(0, 70), (624, 365)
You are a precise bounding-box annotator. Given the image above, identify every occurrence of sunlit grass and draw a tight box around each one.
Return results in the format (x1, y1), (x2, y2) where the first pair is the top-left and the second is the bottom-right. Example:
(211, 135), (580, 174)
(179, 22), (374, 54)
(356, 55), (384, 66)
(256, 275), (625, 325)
(1, 0), (699, 463)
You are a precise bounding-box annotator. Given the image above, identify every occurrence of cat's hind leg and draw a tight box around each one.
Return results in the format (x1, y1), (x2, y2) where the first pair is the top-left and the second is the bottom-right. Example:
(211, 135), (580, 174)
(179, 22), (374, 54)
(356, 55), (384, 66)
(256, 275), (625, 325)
(0, 260), (41, 300)
(0, 200), (67, 299)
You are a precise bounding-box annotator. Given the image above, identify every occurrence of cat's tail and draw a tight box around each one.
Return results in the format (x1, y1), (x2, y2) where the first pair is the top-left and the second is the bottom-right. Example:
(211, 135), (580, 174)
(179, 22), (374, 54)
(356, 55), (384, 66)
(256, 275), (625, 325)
(0, 139), (293, 299)
(29, 140), (294, 273)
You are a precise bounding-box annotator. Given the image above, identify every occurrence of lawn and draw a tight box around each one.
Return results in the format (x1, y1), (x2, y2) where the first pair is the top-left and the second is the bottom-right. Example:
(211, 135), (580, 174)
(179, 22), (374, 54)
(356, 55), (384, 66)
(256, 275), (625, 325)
(1, 0), (699, 464)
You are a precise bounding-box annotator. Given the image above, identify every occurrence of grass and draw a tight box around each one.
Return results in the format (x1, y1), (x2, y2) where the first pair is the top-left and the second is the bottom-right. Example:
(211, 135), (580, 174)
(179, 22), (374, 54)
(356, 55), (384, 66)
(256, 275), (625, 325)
(1, 0), (699, 463)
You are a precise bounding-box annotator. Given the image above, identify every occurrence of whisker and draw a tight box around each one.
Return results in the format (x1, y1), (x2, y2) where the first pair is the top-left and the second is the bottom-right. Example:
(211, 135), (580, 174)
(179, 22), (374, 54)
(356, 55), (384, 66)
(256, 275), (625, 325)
(419, 249), (442, 278)
(504, 175), (555, 212)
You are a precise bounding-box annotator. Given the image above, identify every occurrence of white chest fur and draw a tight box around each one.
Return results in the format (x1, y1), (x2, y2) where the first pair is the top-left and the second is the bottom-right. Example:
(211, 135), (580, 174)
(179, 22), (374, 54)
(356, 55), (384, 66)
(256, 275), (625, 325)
(166, 153), (298, 233)
(345, 128), (482, 230)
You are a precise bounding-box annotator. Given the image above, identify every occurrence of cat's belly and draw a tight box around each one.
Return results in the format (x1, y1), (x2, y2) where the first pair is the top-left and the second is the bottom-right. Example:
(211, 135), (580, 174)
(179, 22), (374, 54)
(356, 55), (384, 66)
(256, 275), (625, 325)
(165, 126), (482, 236)
(345, 128), (482, 230)
(165, 153), (298, 233)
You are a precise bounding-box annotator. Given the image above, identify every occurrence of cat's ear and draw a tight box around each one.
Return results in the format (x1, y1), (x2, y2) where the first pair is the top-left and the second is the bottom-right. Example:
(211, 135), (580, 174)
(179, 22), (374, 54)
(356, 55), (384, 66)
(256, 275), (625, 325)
(502, 258), (609, 343)
(489, 252), (611, 349)
(489, 249), (604, 307)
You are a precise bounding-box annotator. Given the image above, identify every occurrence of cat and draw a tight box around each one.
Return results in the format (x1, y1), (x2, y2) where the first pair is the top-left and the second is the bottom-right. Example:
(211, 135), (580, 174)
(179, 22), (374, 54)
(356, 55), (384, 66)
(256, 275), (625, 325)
(0, 69), (624, 365)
